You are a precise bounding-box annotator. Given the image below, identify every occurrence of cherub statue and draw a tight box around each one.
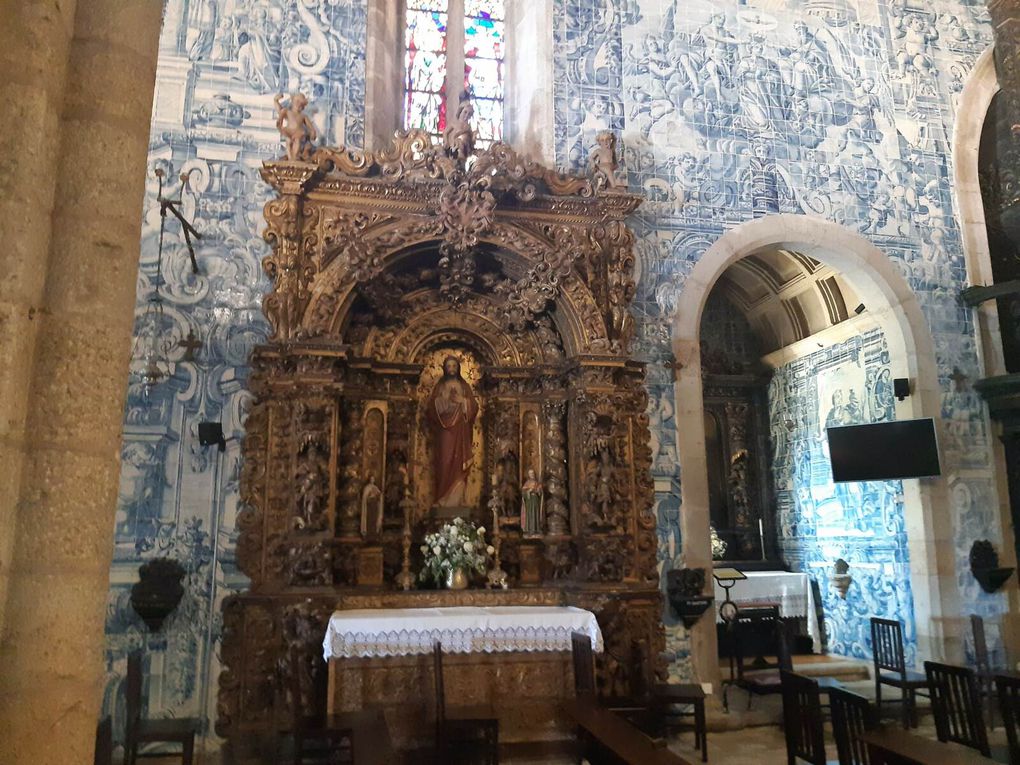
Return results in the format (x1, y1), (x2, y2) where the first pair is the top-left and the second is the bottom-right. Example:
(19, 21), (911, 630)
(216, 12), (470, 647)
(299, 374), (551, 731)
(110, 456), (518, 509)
(590, 130), (624, 189)
(275, 92), (318, 161)
(443, 91), (475, 159)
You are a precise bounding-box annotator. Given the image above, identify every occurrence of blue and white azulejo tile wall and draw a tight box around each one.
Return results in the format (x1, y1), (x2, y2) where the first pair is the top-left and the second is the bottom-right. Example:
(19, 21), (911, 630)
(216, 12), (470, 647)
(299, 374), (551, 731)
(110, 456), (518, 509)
(552, 0), (1005, 674)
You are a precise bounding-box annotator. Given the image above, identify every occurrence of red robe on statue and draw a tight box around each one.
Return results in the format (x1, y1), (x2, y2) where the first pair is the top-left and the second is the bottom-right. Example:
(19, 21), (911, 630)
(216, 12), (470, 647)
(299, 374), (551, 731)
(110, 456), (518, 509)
(427, 372), (478, 506)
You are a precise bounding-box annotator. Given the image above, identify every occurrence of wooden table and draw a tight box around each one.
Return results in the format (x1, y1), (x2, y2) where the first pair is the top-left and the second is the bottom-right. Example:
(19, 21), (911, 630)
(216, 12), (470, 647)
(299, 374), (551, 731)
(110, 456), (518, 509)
(862, 728), (998, 765)
(562, 697), (693, 765)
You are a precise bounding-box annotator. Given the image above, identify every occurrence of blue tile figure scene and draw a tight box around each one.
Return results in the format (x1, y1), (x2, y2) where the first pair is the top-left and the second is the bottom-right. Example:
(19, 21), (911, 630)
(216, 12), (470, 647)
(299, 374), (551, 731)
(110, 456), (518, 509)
(98, 0), (1011, 754)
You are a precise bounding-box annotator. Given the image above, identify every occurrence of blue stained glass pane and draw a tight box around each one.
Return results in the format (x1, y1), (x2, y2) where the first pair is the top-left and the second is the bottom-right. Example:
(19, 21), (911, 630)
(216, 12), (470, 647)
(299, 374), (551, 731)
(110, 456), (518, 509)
(405, 10), (448, 53)
(405, 50), (446, 93)
(464, 17), (503, 59)
(471, 97), (503, 143)
(466, 0), (503, 19)
(408, 0), (448, 11)
(465, 58), (502, 100)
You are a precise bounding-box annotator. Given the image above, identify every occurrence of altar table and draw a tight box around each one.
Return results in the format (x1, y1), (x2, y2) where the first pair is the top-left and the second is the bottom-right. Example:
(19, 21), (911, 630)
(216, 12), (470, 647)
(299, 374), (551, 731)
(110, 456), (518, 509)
(325, 605), (603, 748)
(713, 570), (822, 652)
(323, 605), (603, 659)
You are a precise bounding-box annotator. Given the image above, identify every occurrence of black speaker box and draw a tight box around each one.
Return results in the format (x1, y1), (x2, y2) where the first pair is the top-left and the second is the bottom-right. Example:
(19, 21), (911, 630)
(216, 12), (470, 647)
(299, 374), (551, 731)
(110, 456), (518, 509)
(198, 421), (226, 451)
(893, 378), (910, 400)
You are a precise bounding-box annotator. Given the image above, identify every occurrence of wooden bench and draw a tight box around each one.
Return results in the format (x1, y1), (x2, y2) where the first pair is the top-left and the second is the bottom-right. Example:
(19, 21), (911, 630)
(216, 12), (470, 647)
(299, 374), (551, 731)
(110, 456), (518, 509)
(862, 727), (998, 765)
(562, 698), (693, 765)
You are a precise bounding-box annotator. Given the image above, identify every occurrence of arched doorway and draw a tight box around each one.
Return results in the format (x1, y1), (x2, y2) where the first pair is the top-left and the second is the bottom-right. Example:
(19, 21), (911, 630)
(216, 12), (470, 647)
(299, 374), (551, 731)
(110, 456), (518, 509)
(671, 214), (957, 688)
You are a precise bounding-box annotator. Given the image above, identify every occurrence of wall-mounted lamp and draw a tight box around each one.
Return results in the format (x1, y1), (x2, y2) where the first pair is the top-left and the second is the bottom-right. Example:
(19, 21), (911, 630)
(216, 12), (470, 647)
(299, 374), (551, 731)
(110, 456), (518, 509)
(831, 558), (852, 599)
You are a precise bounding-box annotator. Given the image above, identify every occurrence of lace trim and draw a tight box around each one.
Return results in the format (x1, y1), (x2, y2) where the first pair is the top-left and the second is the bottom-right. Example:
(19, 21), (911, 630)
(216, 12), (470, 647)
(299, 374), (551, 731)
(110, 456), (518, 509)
(324, 624), (603, 659)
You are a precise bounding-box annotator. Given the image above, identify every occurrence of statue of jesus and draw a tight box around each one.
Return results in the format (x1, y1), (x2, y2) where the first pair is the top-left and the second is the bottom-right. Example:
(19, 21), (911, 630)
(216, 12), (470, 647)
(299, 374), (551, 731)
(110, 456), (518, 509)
(426, 356), (479, 507)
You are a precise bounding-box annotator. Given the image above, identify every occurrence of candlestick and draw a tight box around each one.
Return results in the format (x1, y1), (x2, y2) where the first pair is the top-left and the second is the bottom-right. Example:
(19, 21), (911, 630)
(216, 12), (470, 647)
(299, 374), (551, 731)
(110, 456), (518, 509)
(758, 518), (766, 561)
(396, 491), (416, 590)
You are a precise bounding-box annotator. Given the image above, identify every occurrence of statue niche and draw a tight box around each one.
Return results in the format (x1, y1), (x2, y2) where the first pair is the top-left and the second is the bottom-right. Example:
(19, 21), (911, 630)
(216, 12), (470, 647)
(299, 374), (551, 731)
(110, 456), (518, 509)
(426, 355), (478, 508)
(219, 102), (664, 744)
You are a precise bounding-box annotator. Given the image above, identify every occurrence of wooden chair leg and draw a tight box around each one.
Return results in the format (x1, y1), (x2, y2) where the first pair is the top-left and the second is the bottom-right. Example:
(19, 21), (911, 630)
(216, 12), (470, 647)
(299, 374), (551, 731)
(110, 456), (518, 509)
(181, 735), (195, 765)
(697, 699), (707, 763)
(875, 679), (882, 717)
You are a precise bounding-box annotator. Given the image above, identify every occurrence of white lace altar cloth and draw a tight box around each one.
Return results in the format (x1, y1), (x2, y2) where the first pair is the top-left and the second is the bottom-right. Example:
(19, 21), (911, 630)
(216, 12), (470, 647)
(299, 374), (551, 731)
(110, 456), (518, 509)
(323, 606), (603, 660)
(713, 570), (822, 652)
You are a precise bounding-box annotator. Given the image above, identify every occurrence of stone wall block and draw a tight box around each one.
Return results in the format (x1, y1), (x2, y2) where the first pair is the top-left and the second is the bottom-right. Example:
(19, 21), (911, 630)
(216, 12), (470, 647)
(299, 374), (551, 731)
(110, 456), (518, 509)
(13, 449), (121, 569)
(20, 316), (135, 454)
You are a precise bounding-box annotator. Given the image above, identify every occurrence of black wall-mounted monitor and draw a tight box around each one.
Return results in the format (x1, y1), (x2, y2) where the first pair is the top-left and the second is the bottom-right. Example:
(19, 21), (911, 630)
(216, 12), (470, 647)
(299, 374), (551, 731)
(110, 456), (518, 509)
(826, 418), (941, 483)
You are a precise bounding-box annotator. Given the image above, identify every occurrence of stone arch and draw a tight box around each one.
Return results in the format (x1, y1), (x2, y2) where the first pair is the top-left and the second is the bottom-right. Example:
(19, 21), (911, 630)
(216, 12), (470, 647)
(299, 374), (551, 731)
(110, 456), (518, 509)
(954, 46), (1003, 376)
(670, 214), (958, 687)
(952, 46), (1020, 639)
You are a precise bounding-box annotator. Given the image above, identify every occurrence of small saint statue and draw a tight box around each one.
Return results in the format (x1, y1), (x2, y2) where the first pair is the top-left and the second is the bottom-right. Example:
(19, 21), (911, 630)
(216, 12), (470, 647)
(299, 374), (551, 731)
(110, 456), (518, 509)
(426, 356), (479, 508)
(589, 130), (624, 189)
(295, 442), (325, 531)
(274, 92), (318, 161)
(520, 469), (544, 537)
(360, 473), (383, 536)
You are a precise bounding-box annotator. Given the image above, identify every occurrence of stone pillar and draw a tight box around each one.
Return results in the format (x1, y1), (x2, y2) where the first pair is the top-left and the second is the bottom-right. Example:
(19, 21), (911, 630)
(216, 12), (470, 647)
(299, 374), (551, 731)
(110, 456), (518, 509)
(0, 1), (162, 762)
(671, 346), (724, 696)
(0, 0), (79, 639)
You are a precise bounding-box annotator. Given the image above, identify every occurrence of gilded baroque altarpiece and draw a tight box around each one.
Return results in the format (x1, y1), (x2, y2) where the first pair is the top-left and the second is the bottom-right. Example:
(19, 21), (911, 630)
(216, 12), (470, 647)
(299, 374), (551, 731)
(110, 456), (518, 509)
(217, 117), (665, 744)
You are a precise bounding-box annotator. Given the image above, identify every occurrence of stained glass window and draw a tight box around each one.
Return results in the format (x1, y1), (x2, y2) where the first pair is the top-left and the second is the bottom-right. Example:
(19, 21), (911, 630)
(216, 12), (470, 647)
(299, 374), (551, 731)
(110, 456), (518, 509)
(404, 0), (449, 138)
(403, 0), (505, 148)
(464, 0), (504, 147)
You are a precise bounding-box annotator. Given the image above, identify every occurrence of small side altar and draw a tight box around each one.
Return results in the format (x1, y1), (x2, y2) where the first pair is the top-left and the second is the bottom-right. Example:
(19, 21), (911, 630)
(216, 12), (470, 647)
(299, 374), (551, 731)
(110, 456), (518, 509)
(323, 600), (604, 746)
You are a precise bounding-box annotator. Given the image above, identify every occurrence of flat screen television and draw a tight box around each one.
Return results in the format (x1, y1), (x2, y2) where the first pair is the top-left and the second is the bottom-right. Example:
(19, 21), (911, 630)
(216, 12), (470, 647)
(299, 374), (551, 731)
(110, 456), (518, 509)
(826, 418), (941, 483)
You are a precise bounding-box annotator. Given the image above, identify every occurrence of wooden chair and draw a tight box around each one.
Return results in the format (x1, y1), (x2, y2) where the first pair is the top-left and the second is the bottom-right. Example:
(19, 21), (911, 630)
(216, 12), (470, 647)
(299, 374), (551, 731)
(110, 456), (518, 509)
(923, 661), (990, 757)
(434, 641), (499, 765)
(571, 631), (597, 697)
(289, 649), (354, 765)
(829, 687), (875, 765)
(649, 682), (707, 763)
(724, 608), (783, 711)
(870, 618), (927, 728)
(94, 716), (113, 765)
(996, 673), (1020, 765)
(780, 670), (829, 765)
(972, 614), (998, 728)
(124, 651), (199, 765)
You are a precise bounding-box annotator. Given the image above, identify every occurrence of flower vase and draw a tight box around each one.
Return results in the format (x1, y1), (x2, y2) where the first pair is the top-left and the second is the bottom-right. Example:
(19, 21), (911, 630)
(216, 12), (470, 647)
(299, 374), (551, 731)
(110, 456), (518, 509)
(446, 567), (469, 590)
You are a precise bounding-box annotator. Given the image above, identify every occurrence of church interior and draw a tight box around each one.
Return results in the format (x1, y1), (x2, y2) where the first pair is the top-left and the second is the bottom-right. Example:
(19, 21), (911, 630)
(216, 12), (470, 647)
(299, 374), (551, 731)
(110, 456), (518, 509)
(5, 0), (1020, 763)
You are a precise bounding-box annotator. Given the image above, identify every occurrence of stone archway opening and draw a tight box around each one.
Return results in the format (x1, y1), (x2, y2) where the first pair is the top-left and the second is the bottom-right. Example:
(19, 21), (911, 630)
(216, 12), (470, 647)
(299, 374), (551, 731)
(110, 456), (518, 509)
(671, 214), (957, 690)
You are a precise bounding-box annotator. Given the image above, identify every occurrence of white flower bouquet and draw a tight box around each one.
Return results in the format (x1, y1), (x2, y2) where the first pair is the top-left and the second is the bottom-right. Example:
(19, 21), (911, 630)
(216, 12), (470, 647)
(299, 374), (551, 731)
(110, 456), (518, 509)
(710, 525), (727, 560)
(419, 517), (493, 585)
